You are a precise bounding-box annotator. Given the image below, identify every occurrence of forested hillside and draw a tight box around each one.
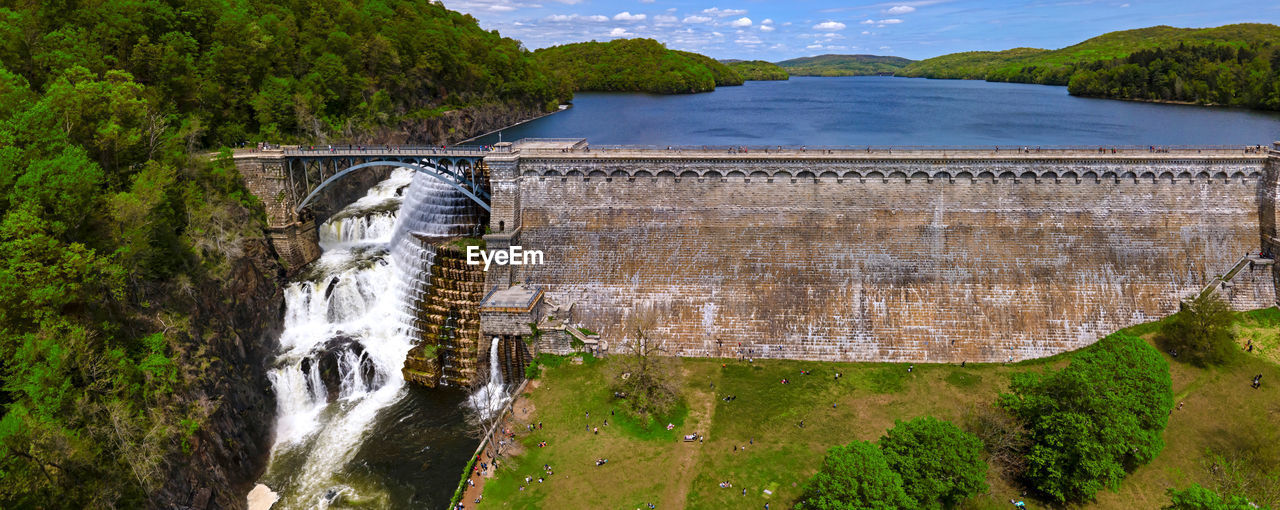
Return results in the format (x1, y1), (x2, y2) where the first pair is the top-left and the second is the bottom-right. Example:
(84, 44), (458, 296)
(776, 54), (914, 76)
(0, 0), (568, 507)
(727, 60), (790, 80)
(897, 24), (1280, 109)
(534, 39), (744, 94)
(895, 48), (1049, 80)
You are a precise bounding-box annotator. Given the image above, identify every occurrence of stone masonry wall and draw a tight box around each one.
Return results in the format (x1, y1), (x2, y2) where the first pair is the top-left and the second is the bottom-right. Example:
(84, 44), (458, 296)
(505, 152), (1272, 363)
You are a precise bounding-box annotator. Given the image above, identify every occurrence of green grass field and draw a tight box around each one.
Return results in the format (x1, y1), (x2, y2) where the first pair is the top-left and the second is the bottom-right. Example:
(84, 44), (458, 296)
(478, 310), (1280, 509)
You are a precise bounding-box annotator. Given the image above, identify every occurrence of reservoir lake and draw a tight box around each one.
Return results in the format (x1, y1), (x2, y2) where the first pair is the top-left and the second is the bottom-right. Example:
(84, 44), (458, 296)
(475, 76), (1280, 146)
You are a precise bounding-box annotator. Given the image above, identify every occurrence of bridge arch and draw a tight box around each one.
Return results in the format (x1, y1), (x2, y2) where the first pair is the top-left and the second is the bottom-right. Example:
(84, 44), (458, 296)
(294, 160), (490, 213)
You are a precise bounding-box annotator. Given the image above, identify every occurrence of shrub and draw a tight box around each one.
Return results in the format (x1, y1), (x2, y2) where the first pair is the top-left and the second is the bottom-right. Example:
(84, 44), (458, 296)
(1165, 484), (1259, 510)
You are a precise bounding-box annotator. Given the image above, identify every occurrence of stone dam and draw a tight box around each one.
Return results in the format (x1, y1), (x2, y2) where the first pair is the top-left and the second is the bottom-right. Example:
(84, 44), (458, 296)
(237, 142), (1280, 366)
(481, 142), (1280, 363)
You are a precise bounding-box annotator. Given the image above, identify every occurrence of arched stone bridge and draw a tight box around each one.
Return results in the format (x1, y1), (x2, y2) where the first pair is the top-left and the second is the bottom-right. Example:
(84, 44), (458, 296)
(233, 146), (491, 267)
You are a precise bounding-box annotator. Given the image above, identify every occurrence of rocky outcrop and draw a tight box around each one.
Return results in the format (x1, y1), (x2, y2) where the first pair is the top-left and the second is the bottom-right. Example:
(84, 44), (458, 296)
(152, 239), (285, 510)
(406, 103), (549, 145)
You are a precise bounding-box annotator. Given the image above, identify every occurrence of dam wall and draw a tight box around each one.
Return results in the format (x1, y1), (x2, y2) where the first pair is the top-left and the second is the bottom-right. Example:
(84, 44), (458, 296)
(487, 146), (1276, 363)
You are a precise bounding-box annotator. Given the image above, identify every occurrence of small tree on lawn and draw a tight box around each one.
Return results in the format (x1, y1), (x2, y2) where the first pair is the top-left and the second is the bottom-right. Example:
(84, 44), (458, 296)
(796, 440), (915, 510)
(610, 305), (682, 424)
(1160, 292), (1236, 366)
(880, 416), (989, 509)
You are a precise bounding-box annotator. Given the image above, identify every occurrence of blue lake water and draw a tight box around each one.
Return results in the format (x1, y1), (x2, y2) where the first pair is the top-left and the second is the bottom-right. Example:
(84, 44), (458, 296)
(475, 76), (1280, 146)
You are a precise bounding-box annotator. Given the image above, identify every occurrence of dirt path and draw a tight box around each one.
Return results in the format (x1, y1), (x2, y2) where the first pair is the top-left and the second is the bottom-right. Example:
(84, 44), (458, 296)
(665, 367), (719, 508)
(460, 382), (538, 509)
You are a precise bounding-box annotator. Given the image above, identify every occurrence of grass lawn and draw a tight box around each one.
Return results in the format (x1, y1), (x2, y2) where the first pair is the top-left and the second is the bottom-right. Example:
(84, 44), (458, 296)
(479, 310), (1280, 509)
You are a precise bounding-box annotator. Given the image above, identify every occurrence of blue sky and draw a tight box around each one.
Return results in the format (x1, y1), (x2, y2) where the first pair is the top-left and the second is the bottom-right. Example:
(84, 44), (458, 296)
(443, 0), (1280, 61)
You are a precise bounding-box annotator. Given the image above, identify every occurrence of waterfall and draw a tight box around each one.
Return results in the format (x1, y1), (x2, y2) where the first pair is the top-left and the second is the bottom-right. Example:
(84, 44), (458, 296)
(467, 337), (510, 419)
(257, 168), (482, 508)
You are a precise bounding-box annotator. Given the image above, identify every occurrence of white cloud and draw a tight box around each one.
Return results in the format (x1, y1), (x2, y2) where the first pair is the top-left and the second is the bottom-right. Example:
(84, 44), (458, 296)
(730, 17), (752, 27)
(736, 34), (762, 44)
(653, 14), (678, 24)
(1119, 2), (1130, 5)
(712, 31), (724, 37)
(879, 18), (903, 24)
(608, 27), (633, 36)
(702, 7), (747, 17)
(885, 5), (916, 14)
(682, 15), (712, 23)
(813, 21), (846, 30)
(545, 13), (609, 22)
(762, 18), (774, 24)
(640, 0), (655, 3)
(760, 25), (775, 31)
(861, 19), (876, 24)
(821, 32), (844, 39)
(613, 11), (646, 21)
(806, 44), (824, 49)
(861, 30), (871, 34)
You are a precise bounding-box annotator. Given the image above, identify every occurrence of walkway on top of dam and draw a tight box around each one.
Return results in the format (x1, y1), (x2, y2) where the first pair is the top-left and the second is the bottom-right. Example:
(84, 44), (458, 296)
(498, 139), (1276, 161)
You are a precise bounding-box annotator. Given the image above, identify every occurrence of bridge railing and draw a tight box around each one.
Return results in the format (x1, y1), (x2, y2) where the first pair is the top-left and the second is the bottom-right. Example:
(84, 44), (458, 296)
(280, 145), (489, 156)
(576, 144), (1269, 154)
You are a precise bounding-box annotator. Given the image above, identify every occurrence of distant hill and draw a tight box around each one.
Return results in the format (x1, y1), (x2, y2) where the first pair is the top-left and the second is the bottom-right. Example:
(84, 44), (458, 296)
(727, 60), (789, 80)
(533, 39), (743, 94)
(776, 54), (915, 76)
(895, 48), (1049, 80)
(896, 23), (1280, 110)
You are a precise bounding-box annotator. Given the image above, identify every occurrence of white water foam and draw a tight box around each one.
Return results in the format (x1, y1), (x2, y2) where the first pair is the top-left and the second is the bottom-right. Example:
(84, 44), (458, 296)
(258, 168), (483, 508)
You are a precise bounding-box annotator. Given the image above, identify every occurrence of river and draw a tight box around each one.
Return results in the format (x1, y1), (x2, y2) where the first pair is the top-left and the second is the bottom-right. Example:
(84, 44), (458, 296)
(474, 76), (1280, 146)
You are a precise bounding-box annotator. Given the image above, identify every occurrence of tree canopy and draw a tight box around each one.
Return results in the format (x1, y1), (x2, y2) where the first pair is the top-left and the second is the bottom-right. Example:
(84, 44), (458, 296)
(534, 38), (742, 94)
(727, 60), (790, 81)
(796, 440), (915, 510)
(999, 333), (1174, 503)
(880, 416), (988, 509)
(1157, 292), (1237, 366)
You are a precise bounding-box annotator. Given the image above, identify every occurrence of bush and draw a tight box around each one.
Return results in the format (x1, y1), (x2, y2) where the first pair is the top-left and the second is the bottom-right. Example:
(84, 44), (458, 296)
(880, 417), (988, 509)
(1165, 484), (1259, 510)
(999, 333), (1173, 503)
(796, 440), (915, 509)
(1159, 292), (1237, 366)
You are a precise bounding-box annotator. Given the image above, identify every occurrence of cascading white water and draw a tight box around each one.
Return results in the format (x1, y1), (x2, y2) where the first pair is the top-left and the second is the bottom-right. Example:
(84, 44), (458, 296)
(466, 337), (510, 418)
(257, 168), (483, 508)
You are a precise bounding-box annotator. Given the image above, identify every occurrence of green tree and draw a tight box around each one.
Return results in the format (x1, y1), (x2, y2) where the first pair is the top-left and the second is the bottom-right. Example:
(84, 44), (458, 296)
(1166, 484), (1264, 510)
(999, 333), (1173, 503)
(797, 440), (915, 509)
(880, 417), (988, 509)
(1160, 292), (1236, 366)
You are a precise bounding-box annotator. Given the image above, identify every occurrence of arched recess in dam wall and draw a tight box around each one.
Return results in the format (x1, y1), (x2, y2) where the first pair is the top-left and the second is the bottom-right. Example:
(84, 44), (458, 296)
(490, 151), (1280, 363)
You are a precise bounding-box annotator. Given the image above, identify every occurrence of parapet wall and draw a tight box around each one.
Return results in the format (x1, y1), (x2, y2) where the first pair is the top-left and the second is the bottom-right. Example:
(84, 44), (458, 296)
(494, 148), (1275, 363)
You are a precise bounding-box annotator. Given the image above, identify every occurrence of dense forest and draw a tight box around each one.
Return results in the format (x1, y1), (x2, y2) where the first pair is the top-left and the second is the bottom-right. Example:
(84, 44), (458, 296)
(0, 0), (568, 507)
(897, 23), (1280, 110)
(1067, 42), (1280, 109)
(533, 39), (744, 94)
(776, 54), (914, 76)
(726, 60), (790, 80)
